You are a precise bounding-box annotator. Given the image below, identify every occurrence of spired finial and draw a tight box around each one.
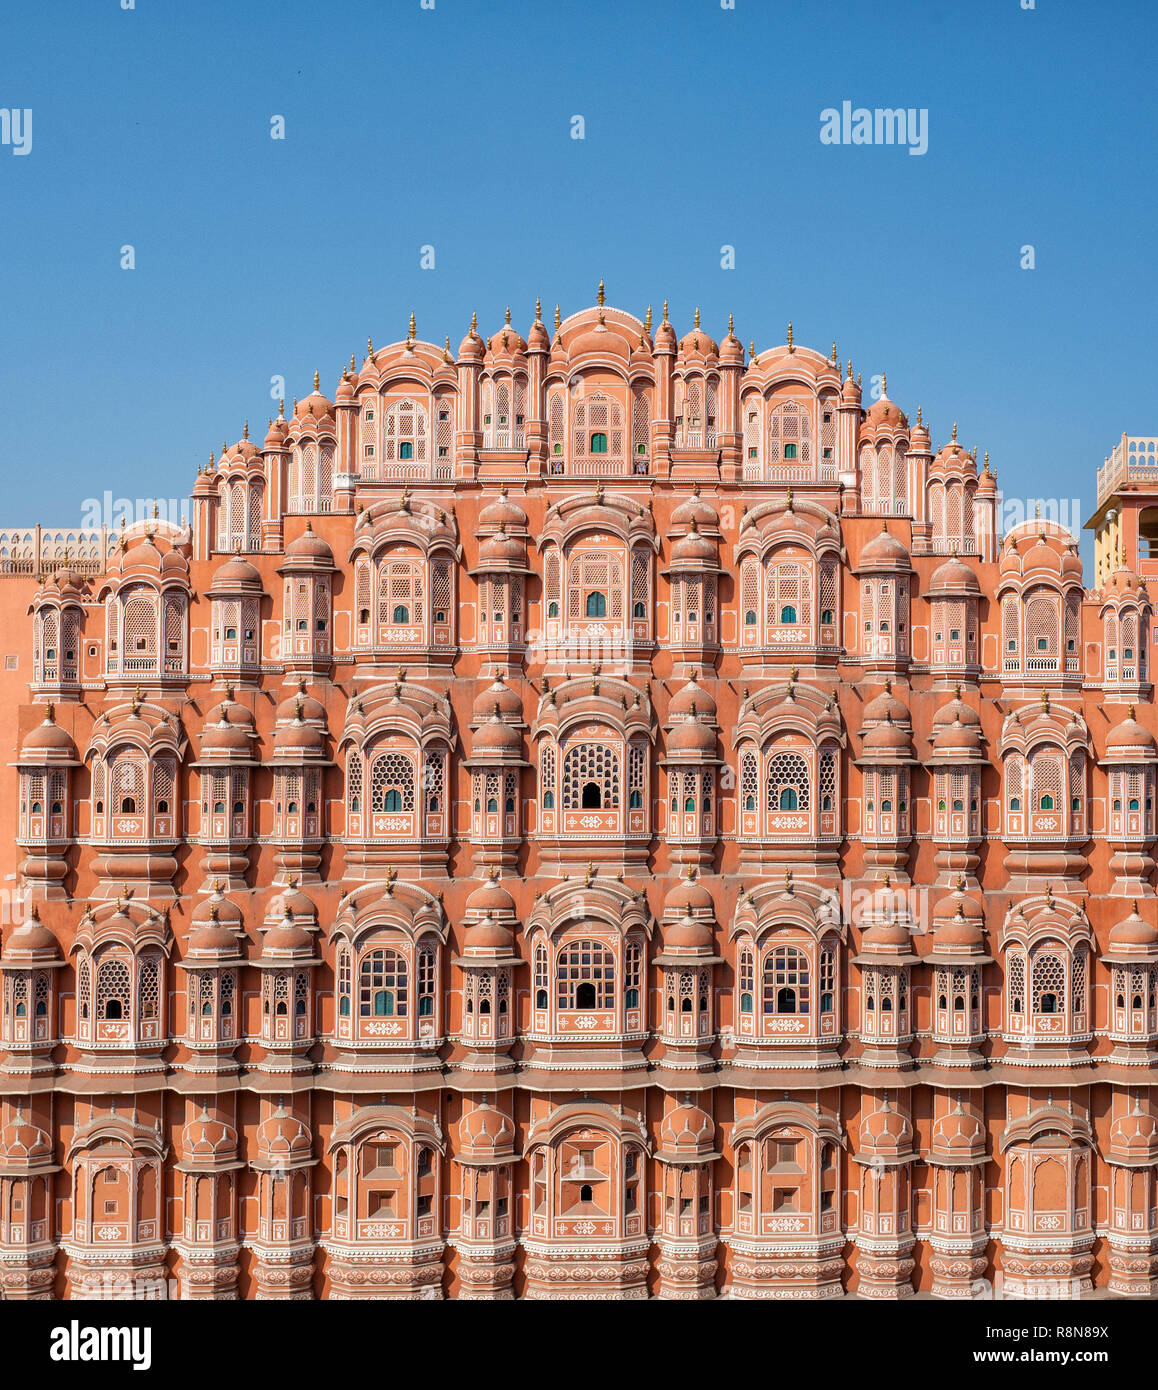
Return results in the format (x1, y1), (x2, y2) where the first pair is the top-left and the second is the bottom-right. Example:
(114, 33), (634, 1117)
(645, 304), (653, 334)
(409, 311), (416, 339)
(693, 306), (701, 329)
(535, 296), (542, 321)
(554, 303), (561, 331)
(242, 420), (249, 440)
(728, 311), (734, 335)
(444, 335), (452, 361)
(597, 278), (605, 307)
(846, 358), (853, 380)
(881, 371), (887, 395)
(662, 299), (669, 323)
(349, 352), (356, 372)
(786, 321), (794, 351)
(313, 369), (320, 391)
(504, 304), (511, 326)
(917, 404), (923, 426)
(951, 420), (958, 441)
(1041, 687), (1050, 713)
(470, 310), (478, 334)
(749, 340), (756, 364)
(277, 397), (285, 419)
(831, 341), (838, 363)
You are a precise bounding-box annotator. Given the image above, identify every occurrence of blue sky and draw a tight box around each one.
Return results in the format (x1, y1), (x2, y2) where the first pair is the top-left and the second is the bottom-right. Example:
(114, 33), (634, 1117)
(1, 0), (1155, 561)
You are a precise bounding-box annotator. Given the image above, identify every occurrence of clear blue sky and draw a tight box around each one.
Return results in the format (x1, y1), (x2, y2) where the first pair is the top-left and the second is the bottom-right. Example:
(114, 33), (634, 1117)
(1, 0), (1155, 560)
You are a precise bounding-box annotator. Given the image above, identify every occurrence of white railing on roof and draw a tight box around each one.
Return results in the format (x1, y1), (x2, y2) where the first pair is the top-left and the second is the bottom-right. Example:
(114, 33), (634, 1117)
(1097, 435), (1158, 507)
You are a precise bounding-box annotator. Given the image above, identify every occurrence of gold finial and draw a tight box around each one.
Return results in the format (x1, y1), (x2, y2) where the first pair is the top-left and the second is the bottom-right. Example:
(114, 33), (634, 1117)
(728, 311), (734, 335)
(881, 371), (887, 395)
(749, 339), (756, 364)
(554, 303), (561, 330)
(597, 278), (605, 307)
(1041, 687), (1050, 713)
(409, 311), (416, 339)
(1129, 703), (1137, 719)
(857, 372), (861, 388)
(846, 358), (853, 380)
(535, 296), (542, 321)
(349, 352), (356, 372)
(662, 299), (669, 322)
(693, 306), (701, 329)
(786, 488), (794, 511)
(584, 861), (595, 887)
(242, 420), (249, 440)
(367, 335), (374, 358)
(645, 304), (652, 334)
(831, 341), (838, 362)
(916, 404), (922, 426)
(444, 335), (452, 361)
(504, 304), (511, 326)
(470, 310), (478, 335)
(951, 420), (958, 441)
(786, 321), (794, 351)
(984, 450), (990, 473)
(278, 398), (285, 419)
(313, 370), (320, 391)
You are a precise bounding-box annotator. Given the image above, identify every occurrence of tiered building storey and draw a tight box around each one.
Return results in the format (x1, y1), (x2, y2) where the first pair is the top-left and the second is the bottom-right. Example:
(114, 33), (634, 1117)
(2, 295), (1158, 1300)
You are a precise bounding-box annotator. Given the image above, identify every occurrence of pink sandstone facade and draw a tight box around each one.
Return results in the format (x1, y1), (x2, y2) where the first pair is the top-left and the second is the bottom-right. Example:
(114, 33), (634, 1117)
(0, 293), (1156, 1300)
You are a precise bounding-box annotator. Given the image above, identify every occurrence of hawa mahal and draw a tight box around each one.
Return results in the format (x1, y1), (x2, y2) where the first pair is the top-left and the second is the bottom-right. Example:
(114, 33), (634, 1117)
(1, 290), (1158, 1300)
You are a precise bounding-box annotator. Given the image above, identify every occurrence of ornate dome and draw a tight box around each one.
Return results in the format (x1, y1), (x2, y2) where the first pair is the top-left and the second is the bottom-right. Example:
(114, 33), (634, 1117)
(182, 1108), (238, 1162)
(1109, 904), (1158, 948)
(0, 1109), (52, 1162)
(662, 910), (715, 954)
(859, 1097), (913, 1155)
(459, 1100), (515, 1159)
(257, 1106), (312, 1161)
(281, 521), (334, 567)
(928, 556), (981, 596)
(659, 1102), (715, 1158)
(470, 706), (522, 755)
(464, 872), (516, 918)
(478, 490), (527, 531)
(662, 868), (715, 918)
(20, 707), (78, 761)
(931, 1100), (986, 1159)
(858, 524), (911, 569)
(668, 672), (717, 721)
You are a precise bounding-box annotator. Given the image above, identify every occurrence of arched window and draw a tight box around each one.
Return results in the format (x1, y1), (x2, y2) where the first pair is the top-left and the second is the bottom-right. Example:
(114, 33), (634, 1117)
(562, 743), (620, 811)
(358, 949), (408, 1018)
(585, 591), (607, 618)
(369, 751), (415, 813)
(590, 432), (608, 454)
(556, 939), (615, 1010)
(96, 957), (131, 1022)
(766, 751), (810, 814)
(763, 947), (810, 1016)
